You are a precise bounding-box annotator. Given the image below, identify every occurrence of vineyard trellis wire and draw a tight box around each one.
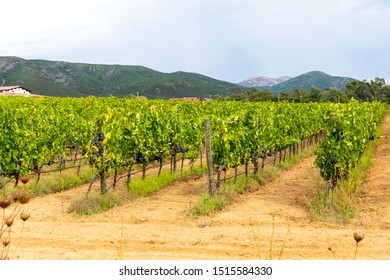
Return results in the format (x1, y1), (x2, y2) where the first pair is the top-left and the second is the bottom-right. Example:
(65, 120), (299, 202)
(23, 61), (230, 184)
(209, 130), (326, 195)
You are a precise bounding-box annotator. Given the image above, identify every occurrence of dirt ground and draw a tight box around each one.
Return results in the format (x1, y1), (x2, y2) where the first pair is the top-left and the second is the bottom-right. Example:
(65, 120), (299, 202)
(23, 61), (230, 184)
(8, 113), (390, 260)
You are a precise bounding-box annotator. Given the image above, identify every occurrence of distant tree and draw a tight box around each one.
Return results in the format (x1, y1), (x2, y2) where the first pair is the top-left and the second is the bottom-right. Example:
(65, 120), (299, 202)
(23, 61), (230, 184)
(228, 88), (273, 102)
(345, 77), (389, 102)
(291, 88), (310, 102)
(228, 77), (390, 103)
(345, 80), (370, 101)
(292, 88), (302, 102)
(321, 88), (347, 102)
(381, 85), (390, 103)
(309, 86), (322, 102)
(257, 89), (272, 101)
(214, 95), (224, 101)
(247, 88), (261, 101)
(278, 92), (291, 101)
(300, 89), (311, 102)
(369, 77), (386, 100)
(227, 93), (243, 101)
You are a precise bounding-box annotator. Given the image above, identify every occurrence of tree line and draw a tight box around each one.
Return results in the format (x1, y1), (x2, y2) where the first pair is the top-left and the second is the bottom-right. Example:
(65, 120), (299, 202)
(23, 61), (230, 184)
(227, 78), (390, 103)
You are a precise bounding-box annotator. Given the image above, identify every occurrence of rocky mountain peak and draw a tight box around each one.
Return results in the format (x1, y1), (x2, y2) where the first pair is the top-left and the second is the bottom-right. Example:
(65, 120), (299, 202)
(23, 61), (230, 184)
(238, 76), (291, 87)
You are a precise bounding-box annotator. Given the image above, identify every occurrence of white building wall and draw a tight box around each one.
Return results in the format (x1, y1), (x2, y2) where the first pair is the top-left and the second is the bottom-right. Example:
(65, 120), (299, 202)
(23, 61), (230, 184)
(10, 87), (30, 95)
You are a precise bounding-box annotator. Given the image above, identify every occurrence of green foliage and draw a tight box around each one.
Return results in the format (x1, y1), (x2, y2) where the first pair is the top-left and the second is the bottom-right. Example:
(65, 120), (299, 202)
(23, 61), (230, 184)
(0, 95), (386, 218)
(314, 100), (387, 182)
(345, 77), (390, 102)
(307, 185), (356, 224)
(228, 88), (273, 101)
(308, 118), (383, 223)
(127, 171), (176, 196)
(191, 177), (249, 217)
(208, 101), (325, 168)
(0, 98), (325, 184)
(68, 190), (121, 216)
(27, 168), (92, 196)
(128, 165), (206, 196)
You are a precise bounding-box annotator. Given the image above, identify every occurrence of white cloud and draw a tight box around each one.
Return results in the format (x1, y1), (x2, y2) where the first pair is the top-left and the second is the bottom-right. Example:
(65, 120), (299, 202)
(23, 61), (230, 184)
(0, 0), (389, 82)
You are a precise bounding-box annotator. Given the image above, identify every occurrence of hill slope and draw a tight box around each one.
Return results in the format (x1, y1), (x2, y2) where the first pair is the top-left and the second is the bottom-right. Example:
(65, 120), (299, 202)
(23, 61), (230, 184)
(0, 57), (246, 98)
(267, 71), (355, 92)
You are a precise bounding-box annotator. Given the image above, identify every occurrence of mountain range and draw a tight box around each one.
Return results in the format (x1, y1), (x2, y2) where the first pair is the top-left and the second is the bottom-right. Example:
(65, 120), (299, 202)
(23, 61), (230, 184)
(238, 71), (355, 92)
(0, 57), (245, 98)
(0, 56), (356, 98)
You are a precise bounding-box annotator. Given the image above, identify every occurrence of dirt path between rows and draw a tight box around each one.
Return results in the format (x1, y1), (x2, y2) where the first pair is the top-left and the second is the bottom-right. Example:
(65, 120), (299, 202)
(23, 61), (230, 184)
(11, 112), (390, 260)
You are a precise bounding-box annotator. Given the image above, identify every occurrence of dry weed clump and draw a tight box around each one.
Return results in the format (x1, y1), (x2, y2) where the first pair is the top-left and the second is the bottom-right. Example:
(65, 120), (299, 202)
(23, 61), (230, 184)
(353, 231), (364, 260)
(1, 191), (31, 260)
(0, 196), (11, 209)
(327, 231), (365, 260)
(20, 176), (29, 184)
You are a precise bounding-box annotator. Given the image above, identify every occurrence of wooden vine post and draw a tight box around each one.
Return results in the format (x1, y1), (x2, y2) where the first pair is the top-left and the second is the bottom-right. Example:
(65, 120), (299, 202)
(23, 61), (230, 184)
(204, 118), (214, 196)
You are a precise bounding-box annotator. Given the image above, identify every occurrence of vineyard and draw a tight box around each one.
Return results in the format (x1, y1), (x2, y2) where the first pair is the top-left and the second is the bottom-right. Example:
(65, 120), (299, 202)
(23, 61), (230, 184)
(1, 96), (389, 260)
(0, 97), (387, 196)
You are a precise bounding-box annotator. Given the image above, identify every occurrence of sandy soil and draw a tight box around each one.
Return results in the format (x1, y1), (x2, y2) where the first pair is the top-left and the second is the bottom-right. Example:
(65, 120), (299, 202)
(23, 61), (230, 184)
(8, 113), (390, 260)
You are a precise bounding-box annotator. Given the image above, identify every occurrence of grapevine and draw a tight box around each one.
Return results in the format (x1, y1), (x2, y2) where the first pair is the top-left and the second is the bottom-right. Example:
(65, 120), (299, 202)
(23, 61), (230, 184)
(0, 97), (386, 197)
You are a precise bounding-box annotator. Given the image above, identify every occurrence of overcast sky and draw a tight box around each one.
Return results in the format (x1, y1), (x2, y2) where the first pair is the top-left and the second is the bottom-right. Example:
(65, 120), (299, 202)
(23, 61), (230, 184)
(1, 0), (389, 83)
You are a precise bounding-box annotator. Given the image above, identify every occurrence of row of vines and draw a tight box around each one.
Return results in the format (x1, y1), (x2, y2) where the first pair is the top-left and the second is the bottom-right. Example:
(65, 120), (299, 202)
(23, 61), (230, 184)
(0, 96), (387, 195)
(315, 100), (388, 195)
